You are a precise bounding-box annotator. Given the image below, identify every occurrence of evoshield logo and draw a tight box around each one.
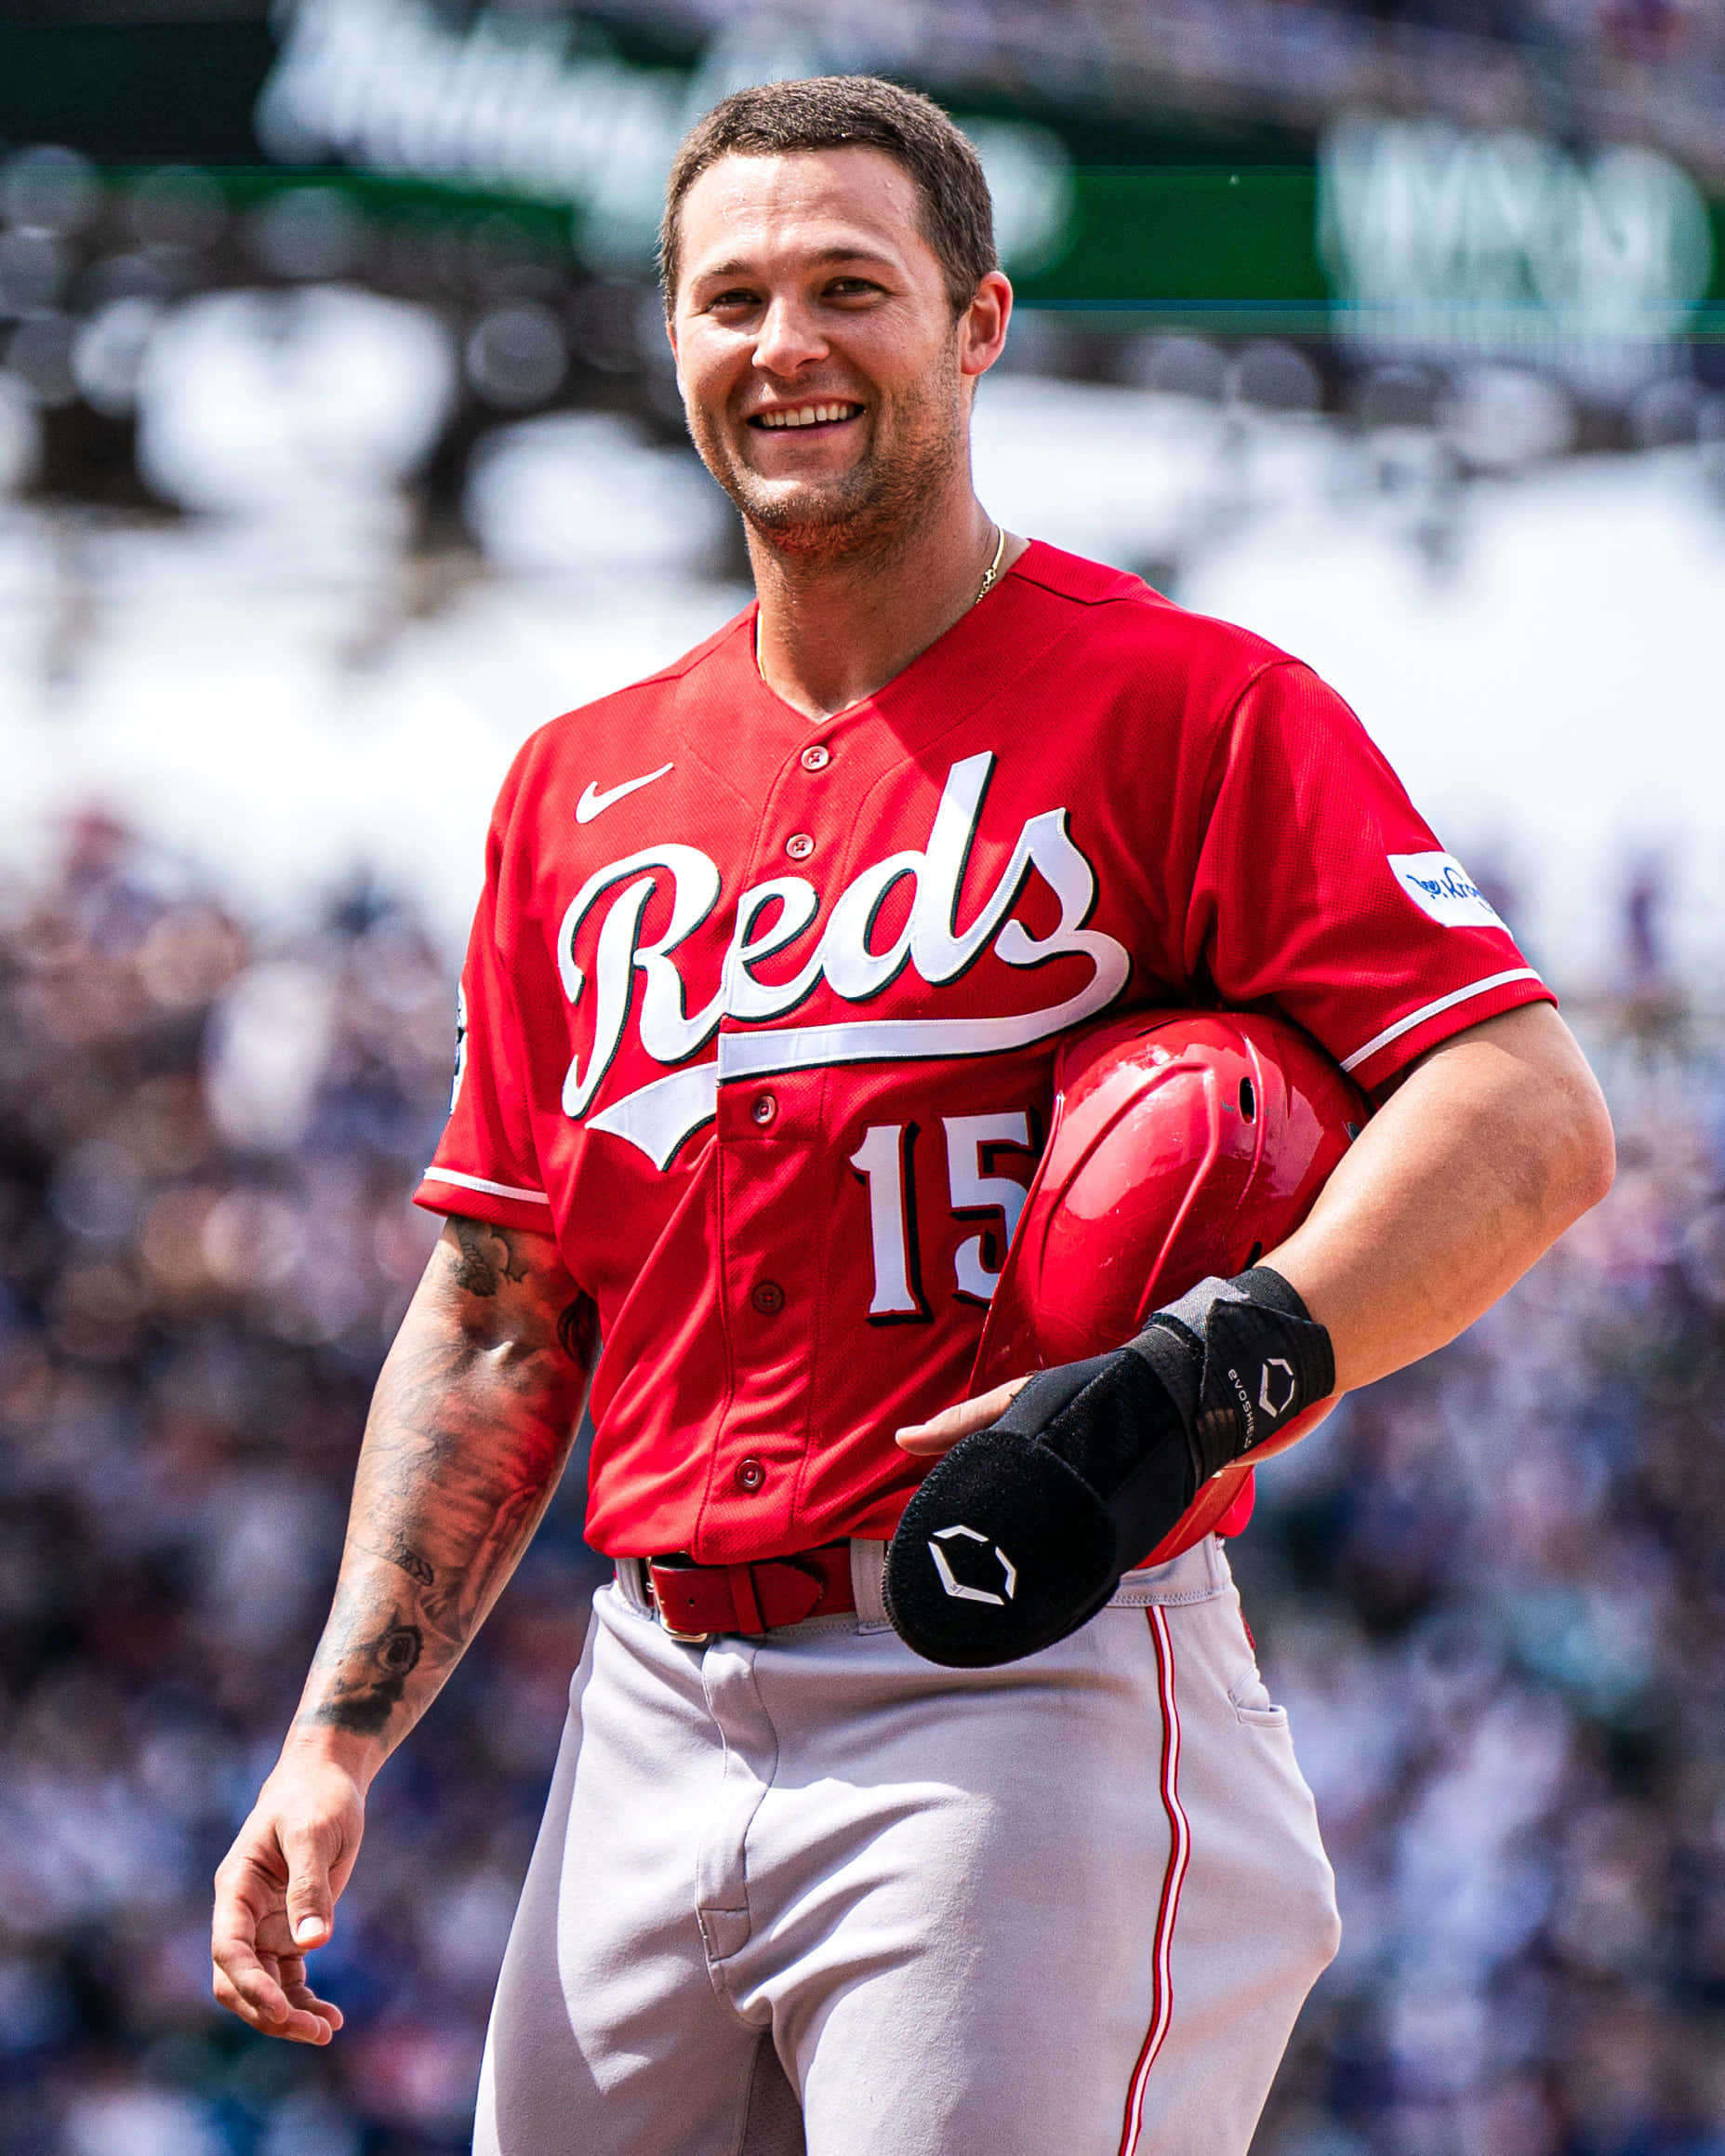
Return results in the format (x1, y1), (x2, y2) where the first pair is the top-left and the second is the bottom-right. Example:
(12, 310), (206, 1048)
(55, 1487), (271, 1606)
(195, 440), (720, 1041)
(929, 1524), (1019, 1606)
(557, 752), (1130, 1166)
(1258, 1358), (1296, 1417)
(1225, 1364), (1257, 1443)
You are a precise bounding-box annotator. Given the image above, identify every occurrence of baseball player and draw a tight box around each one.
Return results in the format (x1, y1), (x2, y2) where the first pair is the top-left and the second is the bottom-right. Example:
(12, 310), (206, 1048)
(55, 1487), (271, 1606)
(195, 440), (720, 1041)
(211, 76), (1614, 2154)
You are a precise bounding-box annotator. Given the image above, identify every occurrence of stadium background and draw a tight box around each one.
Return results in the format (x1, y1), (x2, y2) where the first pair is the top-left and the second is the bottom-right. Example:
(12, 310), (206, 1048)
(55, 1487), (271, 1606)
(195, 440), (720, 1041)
(2, 1), (1724, 2149)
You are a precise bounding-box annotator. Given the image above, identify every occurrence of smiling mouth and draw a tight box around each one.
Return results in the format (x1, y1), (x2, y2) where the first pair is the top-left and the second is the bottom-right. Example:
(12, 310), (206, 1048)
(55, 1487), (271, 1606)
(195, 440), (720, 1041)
(748, 401), (865, 432)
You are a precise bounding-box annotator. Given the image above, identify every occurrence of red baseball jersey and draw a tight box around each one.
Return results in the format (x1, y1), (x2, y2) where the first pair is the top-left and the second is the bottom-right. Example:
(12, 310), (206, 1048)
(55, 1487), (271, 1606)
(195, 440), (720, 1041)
(416, 541), (1551, 1564)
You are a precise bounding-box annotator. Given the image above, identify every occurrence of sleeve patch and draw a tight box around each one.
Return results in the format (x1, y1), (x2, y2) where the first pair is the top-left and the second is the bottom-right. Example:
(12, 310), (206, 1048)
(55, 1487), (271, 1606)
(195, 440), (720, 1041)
(1387, 852), (1506, 930)
(450, 984), (469, 1112)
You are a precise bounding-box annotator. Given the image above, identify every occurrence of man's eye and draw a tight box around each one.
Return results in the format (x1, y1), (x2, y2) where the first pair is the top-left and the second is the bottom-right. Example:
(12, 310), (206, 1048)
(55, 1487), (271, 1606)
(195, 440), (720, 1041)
(826, 279), (879, 299)
(708, 289), (757, 312)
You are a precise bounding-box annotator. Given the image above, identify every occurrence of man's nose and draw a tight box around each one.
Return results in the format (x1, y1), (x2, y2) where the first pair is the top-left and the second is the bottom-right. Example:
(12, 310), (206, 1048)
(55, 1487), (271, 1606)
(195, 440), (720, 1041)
(752, 295), (829, 377)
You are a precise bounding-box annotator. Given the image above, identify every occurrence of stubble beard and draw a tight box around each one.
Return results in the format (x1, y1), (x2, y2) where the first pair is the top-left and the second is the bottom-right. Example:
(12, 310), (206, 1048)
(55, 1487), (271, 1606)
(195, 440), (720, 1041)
(690, 368), (968, 575)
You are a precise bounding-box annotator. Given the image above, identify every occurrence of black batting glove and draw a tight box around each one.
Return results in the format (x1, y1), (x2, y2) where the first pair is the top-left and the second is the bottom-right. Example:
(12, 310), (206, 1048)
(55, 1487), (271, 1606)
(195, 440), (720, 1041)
(882, 1268), (1333, 1668)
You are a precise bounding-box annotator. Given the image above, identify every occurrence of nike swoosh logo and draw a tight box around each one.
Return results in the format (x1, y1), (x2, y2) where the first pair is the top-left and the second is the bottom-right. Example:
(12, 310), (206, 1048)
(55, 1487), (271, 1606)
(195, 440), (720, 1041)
(576, 763), (674, 824)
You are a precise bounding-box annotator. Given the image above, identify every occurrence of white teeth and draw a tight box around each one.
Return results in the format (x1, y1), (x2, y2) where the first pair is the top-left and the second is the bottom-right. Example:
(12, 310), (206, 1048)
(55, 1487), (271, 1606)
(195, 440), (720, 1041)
(757, 402), (857, 428)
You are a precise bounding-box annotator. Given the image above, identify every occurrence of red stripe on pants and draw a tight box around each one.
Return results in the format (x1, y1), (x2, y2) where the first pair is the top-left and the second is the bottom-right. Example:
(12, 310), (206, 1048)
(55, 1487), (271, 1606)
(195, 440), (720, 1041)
(1116, 1605), (1192, 2156)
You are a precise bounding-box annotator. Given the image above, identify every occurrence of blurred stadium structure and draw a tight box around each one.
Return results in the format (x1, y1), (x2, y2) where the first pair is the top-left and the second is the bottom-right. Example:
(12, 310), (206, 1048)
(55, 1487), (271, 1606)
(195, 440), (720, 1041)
(3, 0), (1725, 969)
(3, 1), (1725, 2151)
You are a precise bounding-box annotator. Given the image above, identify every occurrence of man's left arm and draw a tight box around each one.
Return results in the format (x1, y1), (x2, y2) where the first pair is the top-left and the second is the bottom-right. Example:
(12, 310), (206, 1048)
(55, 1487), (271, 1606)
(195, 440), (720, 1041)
(903, 1002), (1612, 1447)
(1216, 999), (1611, 1390)
(888, 1003), (1612, 1662)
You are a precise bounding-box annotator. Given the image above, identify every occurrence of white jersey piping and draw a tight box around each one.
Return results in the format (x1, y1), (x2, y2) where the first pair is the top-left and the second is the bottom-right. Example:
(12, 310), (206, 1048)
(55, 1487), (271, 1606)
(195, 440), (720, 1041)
(1339, 968), (1544, 1074)
(420, 1166), (552, 1205)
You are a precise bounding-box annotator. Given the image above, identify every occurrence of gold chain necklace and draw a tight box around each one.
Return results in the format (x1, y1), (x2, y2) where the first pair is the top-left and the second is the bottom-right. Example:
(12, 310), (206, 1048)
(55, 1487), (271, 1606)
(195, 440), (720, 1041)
(755, 523), (1009, 696)
(973, 523), (1006, 606)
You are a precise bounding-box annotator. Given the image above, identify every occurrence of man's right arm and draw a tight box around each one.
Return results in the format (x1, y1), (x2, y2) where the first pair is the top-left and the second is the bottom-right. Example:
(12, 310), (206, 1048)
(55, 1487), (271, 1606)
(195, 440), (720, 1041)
(211, 1214), (596, 2044)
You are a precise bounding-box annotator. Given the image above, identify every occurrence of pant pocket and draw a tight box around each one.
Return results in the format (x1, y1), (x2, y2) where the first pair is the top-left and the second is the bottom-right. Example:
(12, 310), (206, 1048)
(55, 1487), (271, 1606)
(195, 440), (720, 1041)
(1227, 1657), (1291, 1730)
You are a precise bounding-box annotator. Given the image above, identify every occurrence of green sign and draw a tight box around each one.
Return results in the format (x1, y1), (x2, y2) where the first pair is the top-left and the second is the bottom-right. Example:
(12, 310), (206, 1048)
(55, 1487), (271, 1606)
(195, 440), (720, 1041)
(3, 0), (1721, 377)
(1015, 168), (1327, 326)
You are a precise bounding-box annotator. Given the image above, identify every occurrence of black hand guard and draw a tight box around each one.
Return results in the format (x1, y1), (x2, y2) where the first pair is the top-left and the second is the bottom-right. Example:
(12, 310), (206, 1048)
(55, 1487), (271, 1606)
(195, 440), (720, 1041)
(883, 1268), (1333, 1668)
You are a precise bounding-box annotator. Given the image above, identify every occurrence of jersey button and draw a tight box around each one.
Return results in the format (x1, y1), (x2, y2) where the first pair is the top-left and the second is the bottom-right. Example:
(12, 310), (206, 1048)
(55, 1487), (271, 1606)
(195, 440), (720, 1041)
(785, 832), (815, 861)
(735, 1457), (766, 1492)
(750, 1092), (777, 1127)
(750, 1280), (786, 1315)
(800, 744), (830, 772)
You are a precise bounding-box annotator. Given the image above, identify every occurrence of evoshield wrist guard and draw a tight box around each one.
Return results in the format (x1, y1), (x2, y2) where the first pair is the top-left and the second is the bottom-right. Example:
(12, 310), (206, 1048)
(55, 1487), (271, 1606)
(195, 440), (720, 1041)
(883, 1267), (1334, 1669)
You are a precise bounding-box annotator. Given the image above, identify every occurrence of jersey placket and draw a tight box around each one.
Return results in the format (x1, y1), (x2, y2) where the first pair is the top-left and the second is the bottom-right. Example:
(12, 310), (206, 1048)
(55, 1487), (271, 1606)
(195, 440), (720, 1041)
(698, 707), (857, 1562)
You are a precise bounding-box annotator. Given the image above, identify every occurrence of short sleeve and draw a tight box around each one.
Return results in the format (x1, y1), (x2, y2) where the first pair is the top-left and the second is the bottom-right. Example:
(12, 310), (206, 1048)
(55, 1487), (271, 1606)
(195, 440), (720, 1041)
(414, 808), (552, 1233)
(1184, 661), (1553, 1094)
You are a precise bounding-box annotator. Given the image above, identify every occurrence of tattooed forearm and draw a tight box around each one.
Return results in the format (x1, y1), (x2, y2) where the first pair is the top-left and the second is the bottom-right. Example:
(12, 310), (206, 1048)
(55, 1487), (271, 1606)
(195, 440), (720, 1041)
(311, 1612), (424, 1735)
(288, 1218), (595, 1763)
(389, 1537), (434, 1586)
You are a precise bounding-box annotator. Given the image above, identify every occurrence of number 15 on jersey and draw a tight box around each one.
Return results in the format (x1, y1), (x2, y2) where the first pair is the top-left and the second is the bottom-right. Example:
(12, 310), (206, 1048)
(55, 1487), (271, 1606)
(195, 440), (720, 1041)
(849, 1111), (1038, 1323)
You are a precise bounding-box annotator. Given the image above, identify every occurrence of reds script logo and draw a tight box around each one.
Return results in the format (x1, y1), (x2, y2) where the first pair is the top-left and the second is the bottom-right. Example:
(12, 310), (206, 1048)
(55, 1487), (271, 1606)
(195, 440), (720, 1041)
(556, 752), (1129, 1168)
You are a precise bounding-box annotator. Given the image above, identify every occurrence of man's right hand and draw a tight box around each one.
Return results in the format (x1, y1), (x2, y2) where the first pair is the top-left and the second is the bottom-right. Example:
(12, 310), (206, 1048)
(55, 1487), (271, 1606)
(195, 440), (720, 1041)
(211, 1750), (367, 2043)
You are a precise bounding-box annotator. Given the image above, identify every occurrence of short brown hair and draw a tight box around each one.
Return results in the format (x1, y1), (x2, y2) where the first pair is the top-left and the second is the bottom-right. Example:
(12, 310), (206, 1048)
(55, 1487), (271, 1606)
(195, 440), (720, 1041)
(659, 75), (998, 317)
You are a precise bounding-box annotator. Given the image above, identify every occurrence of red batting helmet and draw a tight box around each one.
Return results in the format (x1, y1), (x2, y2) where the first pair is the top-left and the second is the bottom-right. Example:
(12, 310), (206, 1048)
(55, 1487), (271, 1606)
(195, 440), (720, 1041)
(971, 1007), (1370, 1565)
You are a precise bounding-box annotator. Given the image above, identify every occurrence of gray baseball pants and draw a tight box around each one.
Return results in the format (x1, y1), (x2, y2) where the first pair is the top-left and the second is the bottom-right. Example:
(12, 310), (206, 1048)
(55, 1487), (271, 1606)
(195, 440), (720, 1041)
(473, 1535), (1338, 2156)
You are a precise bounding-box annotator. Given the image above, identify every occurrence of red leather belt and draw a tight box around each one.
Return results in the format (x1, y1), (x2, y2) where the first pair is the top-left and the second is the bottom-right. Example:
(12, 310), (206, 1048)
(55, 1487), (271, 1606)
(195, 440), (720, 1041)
(644, 1541), (856, 1644)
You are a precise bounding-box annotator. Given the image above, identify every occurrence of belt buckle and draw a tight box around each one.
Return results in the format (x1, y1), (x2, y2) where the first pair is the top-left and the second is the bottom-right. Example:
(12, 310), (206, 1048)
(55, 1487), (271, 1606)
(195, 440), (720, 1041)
(645, 1561), (711, 1646)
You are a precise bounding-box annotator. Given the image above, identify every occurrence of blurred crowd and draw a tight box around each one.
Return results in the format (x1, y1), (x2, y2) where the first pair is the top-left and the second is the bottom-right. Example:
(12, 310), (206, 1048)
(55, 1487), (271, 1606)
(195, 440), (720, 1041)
(1246, 1008), (1725, 2154)
(2, 814), (1724, 2155)
(639, 0), (1725, 180)
(0, 816), (604, 2156)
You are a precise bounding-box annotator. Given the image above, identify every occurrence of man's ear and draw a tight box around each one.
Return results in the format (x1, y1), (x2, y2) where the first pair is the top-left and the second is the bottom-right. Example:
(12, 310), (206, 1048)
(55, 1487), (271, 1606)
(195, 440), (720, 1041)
(959, 270), (1014, 384)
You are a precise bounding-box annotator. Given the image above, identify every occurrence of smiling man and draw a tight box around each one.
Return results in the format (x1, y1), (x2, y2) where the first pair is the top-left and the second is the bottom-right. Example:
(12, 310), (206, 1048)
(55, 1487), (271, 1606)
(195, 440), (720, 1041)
(211, 77), (1613, 2156)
